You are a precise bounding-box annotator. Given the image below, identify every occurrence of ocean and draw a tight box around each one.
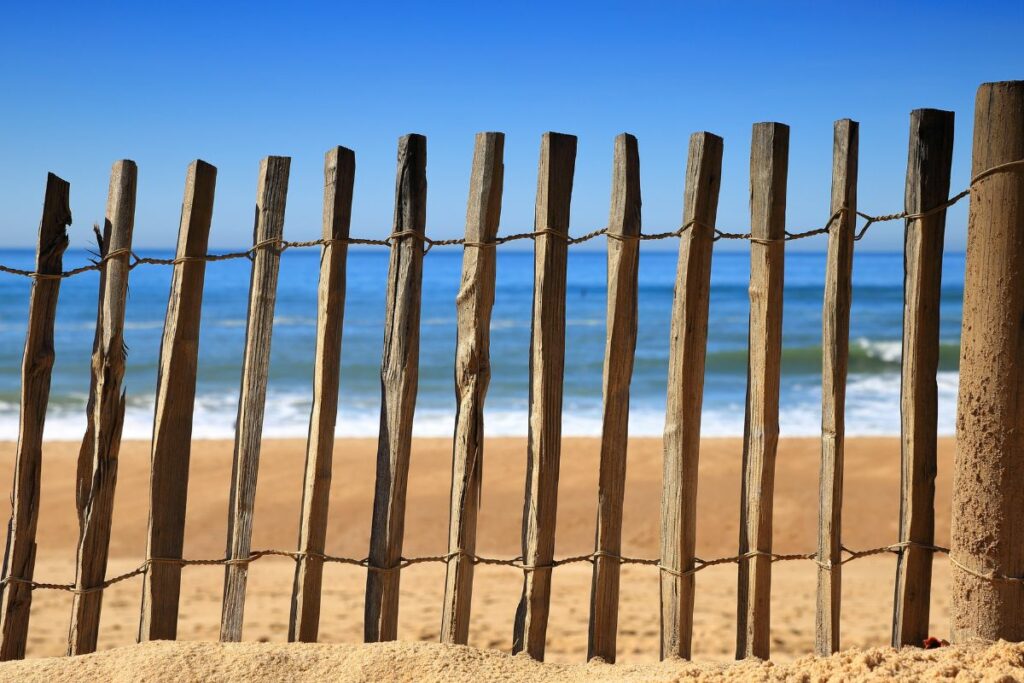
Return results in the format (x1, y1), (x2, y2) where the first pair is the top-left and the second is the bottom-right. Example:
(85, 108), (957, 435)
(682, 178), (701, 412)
(0, 247), (963, 441)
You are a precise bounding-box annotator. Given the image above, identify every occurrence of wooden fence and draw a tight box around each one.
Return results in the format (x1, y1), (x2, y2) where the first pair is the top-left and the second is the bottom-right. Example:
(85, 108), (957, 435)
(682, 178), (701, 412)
(0, 80), (1022, 664)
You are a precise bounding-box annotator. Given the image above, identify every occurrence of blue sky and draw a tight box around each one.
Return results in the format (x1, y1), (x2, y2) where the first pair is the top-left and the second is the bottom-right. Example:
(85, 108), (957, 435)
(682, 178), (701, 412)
(1, 1), (1021, 252)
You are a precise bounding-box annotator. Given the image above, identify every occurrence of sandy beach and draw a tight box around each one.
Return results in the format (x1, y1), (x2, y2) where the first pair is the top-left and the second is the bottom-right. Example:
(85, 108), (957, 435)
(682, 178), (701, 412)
(0, 436), (957, 665)
(3, 639), (1024, 682)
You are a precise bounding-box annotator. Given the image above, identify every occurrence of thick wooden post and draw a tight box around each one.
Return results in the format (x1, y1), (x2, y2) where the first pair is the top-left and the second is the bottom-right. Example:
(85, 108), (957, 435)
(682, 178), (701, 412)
(68, 160), (137, 656)
(952, 80), (1024, 643)
(660, 132), (723, 660)
(736, 122), (788, 660)
(138, 160), (217, 642)
(220, 156), (290, 642)
(289, 146), (355, 643)
(512, 132), (577, 661)
(587, 133), (641, 663)
(0, 174), (71, 660)
(892, 109), (954, 647)
(364, 134), (427, 643)
(816, 120), (858, 656)
(440, 132), (504, 645)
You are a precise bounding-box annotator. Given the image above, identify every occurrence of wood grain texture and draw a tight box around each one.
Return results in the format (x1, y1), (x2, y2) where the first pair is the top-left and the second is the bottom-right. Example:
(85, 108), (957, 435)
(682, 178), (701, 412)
(0, 174), (71, 661)
(952, 80), (1024, 643)
(220, 156), (291, 642)
(816, 120), (858, 656)
(513, 132), (577, 661)
(68, 160), (137, 655)
(138, 160), (217, 643)
(736, 122), (788, 661)
(587, 132), (641, 663)
(440, 132), (504, 645)
(364, 134), (427, 643)
(289, 146), (355, 643)
(659, 132), (723, 661)
(892, 109), (953, 648)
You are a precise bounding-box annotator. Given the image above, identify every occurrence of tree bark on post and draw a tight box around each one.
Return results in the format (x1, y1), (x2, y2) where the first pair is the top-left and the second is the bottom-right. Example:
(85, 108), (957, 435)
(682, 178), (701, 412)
(952, 80), (1024, 643)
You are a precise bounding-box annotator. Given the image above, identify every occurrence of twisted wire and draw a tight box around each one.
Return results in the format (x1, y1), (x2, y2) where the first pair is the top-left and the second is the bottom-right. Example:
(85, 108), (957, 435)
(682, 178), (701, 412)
(0, 541), (974, 596)
(2, 159), (1021, 281)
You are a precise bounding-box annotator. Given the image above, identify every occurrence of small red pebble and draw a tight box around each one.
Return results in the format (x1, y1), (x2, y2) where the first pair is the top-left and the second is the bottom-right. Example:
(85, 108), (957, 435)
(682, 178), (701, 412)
(922, 637), (949, 649)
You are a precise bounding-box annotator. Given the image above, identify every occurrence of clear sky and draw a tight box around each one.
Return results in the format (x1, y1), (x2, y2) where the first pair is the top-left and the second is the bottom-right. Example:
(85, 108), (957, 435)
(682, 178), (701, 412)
(1, 1), (1021, 252)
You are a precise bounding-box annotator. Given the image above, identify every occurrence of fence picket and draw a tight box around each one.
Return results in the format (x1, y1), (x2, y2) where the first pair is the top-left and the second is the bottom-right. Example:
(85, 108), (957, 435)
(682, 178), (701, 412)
(67, 160), (137, 655)
(892, 109), (954, 647)
(289, 146), (355, 642)
(659, 132), (723, 660)
(220, 156), (291, 642)
(440, 132), (504, 645)
(588, 132), (641, 663)
(816, 119), (858, 656)
(0, 174), (71, 661)
(365, 134), (428, 643)
(139, 160), (217, 642)
(513, 132), (577, 661)
(736, 122), (788, 660)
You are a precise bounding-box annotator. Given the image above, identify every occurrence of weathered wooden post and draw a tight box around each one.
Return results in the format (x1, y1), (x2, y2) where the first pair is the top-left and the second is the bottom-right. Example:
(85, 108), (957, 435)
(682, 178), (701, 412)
(736, 122), (788, 660)
(892, 109), (953, 648)
(290, 146), (355, 643)
(660, 131), (722, 660)
(440, 132), (504, 645)
(68, 160), (137, 656)
(220, 156), (290, 642)
(588, 132), (641, 664)
(952, 80), (1024, 643)
(513, 131), (577, 661)
(365, 134), (427, 643)
(816, 119), (858, 656)
(0, 174), (71, 661)
(139, 160), (217, 642)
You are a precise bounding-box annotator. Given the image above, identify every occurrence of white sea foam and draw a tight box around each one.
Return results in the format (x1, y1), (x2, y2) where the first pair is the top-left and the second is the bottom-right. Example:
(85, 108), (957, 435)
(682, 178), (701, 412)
(0, 371), (960, 442)
(854, 337), (903, 363)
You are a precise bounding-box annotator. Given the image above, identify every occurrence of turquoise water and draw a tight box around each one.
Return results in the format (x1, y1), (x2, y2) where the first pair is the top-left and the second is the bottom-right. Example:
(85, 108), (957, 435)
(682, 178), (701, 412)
(0, 247), (964, 440)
